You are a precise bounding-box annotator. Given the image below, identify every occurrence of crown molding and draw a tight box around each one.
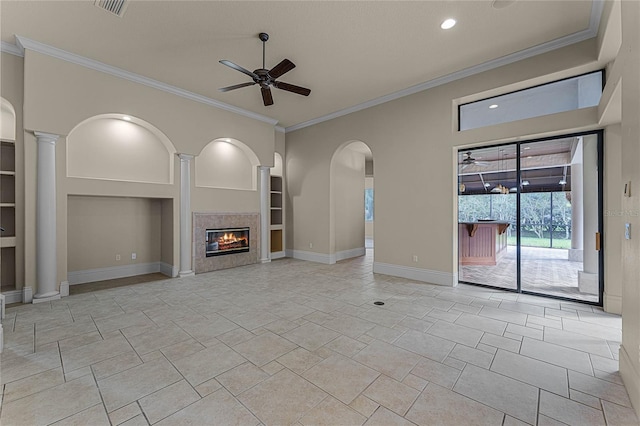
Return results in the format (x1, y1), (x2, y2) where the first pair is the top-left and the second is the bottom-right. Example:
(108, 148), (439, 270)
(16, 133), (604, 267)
(13, 36), (279, 126)
(286, 0), (605, 133)
(1, 41), (24, 57)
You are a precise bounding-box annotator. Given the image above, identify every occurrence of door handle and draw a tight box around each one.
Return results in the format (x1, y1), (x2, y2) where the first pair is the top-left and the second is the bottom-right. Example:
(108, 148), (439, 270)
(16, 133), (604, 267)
(595, 232), (601, 251)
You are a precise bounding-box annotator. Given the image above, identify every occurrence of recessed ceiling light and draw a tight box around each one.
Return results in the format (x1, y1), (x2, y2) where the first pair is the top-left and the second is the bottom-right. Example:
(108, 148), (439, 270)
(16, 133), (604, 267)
(522, 180), (530, 186)
(441, 18), (456, 29)
(523, 146), (530, 150)
(559, 180), (567, 185)
(122, 116), (131, 121)
(484, 183), (491, 187)
(527, 156), (532, 159)
(489, 104), (498, 109)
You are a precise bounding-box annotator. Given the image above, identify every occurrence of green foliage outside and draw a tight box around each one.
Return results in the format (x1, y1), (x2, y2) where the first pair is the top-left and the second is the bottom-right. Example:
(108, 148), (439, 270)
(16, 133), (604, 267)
(458, 191), (572, 249)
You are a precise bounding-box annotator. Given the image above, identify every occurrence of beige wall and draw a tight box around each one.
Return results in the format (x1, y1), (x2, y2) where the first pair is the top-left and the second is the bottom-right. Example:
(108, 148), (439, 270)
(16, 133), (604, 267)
(17, 49), (276, 291)
(618, 0), (640, 417)
(67, 196), (162, 272)
(1, 52), (25, 290)
(331, 145), (365, 254)
(287, 39), (602, 281)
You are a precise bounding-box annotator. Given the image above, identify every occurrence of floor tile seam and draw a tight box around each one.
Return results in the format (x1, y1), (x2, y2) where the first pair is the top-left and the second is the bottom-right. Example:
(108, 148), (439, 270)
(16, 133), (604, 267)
(0, 365), (65, 402)
(443, 371), (516, 422)
(238, 368), (332, 424)
(135, 378), (200, 424)
(486, 356), (576, 401)
(538, 390), (607, 424)
(520, 337), (598, 375)
(99, 371), (184, 415)
(360, 372), (421, 417)
(540, 334), (615, 360)
(566, 380), (631, 407)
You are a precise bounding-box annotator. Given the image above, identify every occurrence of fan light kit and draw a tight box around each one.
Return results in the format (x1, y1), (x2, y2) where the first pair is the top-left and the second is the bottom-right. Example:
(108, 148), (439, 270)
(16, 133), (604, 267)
(218, 33), (311, 106)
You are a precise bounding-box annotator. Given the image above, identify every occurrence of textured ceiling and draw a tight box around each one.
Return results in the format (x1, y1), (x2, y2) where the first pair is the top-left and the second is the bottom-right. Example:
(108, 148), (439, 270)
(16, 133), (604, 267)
(1, 1), (596, 128)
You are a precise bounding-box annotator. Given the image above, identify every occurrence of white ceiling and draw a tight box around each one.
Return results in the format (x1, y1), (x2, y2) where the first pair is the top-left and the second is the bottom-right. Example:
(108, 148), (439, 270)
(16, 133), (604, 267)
(1, 1), (598, 129)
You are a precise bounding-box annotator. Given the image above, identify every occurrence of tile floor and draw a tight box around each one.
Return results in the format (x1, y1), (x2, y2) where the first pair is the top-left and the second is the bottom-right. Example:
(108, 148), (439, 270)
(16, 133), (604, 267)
(1, 251), (638, 425)
(460, 246), (597, 303)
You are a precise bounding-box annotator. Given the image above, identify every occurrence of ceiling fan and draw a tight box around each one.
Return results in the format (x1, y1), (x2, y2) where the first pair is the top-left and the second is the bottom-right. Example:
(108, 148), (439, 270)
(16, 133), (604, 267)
(218, 33), (311, 106)
(461, 151), (490, 169)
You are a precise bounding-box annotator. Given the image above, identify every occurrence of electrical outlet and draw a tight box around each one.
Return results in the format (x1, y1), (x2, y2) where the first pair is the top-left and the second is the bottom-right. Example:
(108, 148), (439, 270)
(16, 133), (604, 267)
(131, 252), (137, 260)
(625, 223), (631, 240)
(309, 243), (313, 249)
(412, 255), (418, 262)
(115, 254), (121, 261)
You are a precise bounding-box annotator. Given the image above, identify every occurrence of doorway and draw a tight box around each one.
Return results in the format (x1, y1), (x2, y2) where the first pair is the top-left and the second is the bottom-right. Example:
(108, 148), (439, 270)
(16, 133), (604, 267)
(457, 131), (603, 304)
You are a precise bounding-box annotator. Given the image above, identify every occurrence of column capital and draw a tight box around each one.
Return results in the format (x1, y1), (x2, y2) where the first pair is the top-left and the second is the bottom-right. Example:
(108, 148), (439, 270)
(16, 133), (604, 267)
(34, 132), (60, 145)
(178, 153), (195, 161)
(259, 165), (271, 171)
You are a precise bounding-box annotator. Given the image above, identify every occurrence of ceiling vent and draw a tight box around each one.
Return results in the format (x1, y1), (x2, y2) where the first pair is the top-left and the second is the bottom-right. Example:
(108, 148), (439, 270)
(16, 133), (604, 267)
(94, 0), (128, 17)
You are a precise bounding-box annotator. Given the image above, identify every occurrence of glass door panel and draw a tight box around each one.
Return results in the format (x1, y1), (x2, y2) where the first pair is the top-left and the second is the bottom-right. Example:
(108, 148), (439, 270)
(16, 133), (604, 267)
(519, 136), (600, 302)
(458, 145), (517, 290)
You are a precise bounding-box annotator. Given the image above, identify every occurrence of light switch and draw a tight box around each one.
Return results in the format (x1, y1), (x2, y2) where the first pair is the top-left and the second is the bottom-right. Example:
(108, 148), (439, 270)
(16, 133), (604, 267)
(625, 223), (631, 240)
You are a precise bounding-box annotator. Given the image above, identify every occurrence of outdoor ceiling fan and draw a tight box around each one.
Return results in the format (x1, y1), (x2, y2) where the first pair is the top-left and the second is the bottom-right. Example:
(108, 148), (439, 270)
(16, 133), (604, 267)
(218, 33), (311, 106)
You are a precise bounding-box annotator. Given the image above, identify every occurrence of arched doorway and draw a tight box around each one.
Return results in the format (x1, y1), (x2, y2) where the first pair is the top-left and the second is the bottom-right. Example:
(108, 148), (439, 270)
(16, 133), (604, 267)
(329, 140), (374, 264)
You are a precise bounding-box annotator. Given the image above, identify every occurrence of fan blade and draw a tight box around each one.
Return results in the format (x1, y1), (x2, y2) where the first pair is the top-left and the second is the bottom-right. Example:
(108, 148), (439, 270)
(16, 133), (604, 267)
(268, 59), (296, 79)
(273, 81), (311, 96)
(219, 60), (259, 80)
(219, 82), (256, 92)
(261, 87), (274, 106)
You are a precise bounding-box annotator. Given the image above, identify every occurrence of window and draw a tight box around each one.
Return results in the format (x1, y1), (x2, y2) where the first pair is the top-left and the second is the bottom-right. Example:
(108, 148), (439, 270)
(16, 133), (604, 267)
(459, 71), (603, 131)
(365, 188), (374, 221)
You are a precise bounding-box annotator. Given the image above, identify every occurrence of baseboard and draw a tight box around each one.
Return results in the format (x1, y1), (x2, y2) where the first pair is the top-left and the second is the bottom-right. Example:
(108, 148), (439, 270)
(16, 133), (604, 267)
(619, 344), (640, 418)
(271, 251), (286, 260)
(60, 281), (69, 297)
(289, 249), (333, 264)
(160, 262), (179, 278)
(334, 247), (366, 263)
(604, 292), (622, 314)
(68, 262), (162, 285)
(373, 262), (455, 286)
(1, 289), (22, 304)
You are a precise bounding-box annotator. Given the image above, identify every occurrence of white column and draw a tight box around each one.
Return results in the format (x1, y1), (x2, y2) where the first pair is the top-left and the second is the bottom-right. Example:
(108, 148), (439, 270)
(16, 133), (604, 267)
(178, 154), (195, 277)
(34, 132), (60, 301)
(259, 166), (271, 263)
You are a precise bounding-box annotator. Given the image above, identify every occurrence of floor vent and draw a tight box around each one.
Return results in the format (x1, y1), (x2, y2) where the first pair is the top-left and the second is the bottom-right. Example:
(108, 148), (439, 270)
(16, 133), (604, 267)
(94, 0), (128, 17)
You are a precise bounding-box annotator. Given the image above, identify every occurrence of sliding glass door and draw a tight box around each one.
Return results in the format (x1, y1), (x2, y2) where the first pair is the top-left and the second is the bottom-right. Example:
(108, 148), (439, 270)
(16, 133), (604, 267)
(457, 131), (603, 304)
(458, 145), (517, 290)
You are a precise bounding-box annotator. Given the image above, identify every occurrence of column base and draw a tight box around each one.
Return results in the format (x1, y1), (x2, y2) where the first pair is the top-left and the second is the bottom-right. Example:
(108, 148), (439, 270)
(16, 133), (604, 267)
(33, 292), (61, 304)
(22, 286), (33, 304)
(178, 270), (195, 278)
(578, 271), (598, 295)
(568, 249), (584, 262)
(260, 258), (271, 264)
(60, 281), (70, 297)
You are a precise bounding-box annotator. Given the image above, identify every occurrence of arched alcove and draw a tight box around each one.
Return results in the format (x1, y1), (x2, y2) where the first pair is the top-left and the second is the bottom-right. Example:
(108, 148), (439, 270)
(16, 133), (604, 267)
(329, 140), (374, 263)
(195, 138), (260, 191)
(67, 114), (176, 184)
(1, 98), (17, 141)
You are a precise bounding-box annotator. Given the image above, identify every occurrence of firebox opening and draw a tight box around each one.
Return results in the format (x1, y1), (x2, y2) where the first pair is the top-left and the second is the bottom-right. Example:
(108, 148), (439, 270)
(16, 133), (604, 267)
(206, 227), (250, 257)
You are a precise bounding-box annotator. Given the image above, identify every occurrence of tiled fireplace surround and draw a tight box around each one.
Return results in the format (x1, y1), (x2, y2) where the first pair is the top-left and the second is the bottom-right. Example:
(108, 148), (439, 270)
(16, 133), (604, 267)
(193, 212), (260, 273)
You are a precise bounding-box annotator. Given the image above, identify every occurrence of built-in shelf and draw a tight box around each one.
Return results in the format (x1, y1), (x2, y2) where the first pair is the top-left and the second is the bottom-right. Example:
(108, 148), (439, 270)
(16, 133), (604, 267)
(270, 175), (284, 253)
(1, 139), (17, 291)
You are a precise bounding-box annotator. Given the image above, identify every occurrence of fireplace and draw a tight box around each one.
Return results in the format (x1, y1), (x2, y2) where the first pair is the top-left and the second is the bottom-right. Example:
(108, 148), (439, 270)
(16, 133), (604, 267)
(206, 227), (250, 257)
